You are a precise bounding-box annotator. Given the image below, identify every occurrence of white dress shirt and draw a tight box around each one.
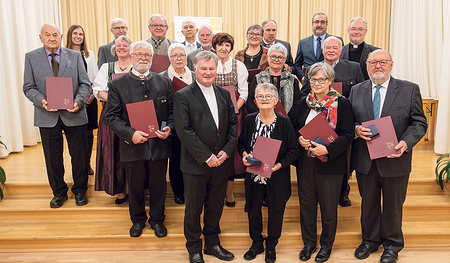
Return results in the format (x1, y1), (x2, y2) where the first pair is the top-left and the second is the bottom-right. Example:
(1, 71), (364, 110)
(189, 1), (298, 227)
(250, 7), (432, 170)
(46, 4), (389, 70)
(197, 81), (219, 129)
(184, 41), (199, 54)
(371, 77), (390, 119)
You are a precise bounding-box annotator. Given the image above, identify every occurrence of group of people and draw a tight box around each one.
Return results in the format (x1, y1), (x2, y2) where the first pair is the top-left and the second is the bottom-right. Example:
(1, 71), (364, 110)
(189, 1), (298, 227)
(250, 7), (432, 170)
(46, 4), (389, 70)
(22, 11), (428, 263)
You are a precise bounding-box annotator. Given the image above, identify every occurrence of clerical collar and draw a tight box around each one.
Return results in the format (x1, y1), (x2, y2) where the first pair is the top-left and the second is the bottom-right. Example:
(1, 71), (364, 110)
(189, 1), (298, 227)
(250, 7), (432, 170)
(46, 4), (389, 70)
(351, 41), (365, 49)
(131, 68), (151, 80)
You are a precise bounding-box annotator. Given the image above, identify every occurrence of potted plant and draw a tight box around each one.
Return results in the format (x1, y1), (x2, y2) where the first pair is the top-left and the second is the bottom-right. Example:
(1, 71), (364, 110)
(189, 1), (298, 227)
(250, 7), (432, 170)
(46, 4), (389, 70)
(435, 153), (450, 190)
(0, 138), (6, 200)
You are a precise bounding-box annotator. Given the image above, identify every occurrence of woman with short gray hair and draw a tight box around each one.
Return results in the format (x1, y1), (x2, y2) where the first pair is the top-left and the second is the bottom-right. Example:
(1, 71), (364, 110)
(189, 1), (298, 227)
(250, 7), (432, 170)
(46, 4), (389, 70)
(235, 24), (269, 70)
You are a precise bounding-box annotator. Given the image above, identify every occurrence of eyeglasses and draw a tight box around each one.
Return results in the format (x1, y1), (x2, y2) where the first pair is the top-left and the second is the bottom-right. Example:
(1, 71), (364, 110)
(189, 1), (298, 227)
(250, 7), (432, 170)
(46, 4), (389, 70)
(269, 55), (285, 61)
(313, 20), (327, 25)
(170, 54), (186, 59)
(132, 53), (152, 59)
(310, 78), (328, 84)
(256, 94), (274, 101)
(112, 26), (127, 30)
(348, 27), (366, 32)
(367, 60), (391, 67)
(248, 32), (261, 37)
(150, 24), (168, 28)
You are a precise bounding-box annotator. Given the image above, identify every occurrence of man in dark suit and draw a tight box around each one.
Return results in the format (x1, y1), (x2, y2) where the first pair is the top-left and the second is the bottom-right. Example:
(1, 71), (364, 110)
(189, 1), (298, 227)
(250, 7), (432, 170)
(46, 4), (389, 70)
(105, 41), (173, 238)
(340, 17), (379, 80)
(23, 23), (91, 208)
(97, 17), (128, 68)
(181, 18), (202, 54)
(174, 51), (238, 263)
(294, 12), (343, 83)
(187, 24), (214, 71)
(261, 19), (296, 75)
(349, 49), (427, 263)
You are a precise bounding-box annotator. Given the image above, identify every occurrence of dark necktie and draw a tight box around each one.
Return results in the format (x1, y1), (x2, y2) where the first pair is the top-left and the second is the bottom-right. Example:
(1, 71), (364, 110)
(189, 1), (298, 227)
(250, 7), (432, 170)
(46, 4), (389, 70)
(316, 37), (322, 61)
(373, 85), (382, 119)
(50, 53), (59, 77)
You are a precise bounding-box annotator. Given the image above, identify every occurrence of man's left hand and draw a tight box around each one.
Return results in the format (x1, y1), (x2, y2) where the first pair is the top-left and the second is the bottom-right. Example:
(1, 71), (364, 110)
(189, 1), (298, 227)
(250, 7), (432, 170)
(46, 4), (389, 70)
(67, 103), (79, 113)
(155, 126), (171, 139)
(388, 140), (408, 158)
(216, 150), (228, 164)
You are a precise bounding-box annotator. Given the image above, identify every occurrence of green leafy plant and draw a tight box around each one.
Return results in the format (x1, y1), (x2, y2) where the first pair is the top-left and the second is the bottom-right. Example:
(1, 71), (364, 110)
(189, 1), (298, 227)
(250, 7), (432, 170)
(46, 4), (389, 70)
(435, 153), (450, 190)
(0, 139), (6, 200)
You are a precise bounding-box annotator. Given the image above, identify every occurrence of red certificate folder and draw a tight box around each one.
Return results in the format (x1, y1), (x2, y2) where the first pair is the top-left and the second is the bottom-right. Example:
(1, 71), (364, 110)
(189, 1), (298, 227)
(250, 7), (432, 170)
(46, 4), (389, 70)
(172, 76), (188, 92)
(222, 85), (239, 114)
(248, 68), (262, 84)
(331, 82), (342, 94)
(126, 100), (159, 139)
(111, 73), (126, 80)
(46, 76), (73, 110)
(246, 136), (282, 178)
(362, 116), (400, 160)
(150, 55), (170, 73)
(274, 101), (288, 117)
(299, 114), (338, 145)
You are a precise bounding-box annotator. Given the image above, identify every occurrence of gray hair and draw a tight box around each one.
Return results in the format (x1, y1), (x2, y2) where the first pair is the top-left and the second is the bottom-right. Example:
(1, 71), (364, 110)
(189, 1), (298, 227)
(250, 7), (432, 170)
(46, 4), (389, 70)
(247, 24), (263, 36)
(255, 83), (279, 99)
(198, 24), (213, 33)
(194, 51), (218, 68)
(130, 40), (154, 56)
(182, 18), (197, 28)
(268, 43), (287, 57)
(110, 17), (127, 28)
(368, 49), (392, 61)
(148, 14), (168, 26)
(262, 19), (277, 28)
(40, 23), (61, 35)
(308, 62), (335, 82)
(168, 43), (187, 57)
(312, 12), (328, 24)
(322, 36), (342, 50)
(348, 17), (368, 30)
(111, 35), (132, 56)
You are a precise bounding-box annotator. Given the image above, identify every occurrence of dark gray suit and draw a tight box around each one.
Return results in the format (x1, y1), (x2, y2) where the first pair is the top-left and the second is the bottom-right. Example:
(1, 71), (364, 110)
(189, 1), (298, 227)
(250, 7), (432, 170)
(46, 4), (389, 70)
(340, 42), (379, 80)
(174, 81), (238, 254)
(349, 77), (427, 252)
(97, 40), (117, 68)
(294, 33), (343, 80)
(23, 46), (91, 197)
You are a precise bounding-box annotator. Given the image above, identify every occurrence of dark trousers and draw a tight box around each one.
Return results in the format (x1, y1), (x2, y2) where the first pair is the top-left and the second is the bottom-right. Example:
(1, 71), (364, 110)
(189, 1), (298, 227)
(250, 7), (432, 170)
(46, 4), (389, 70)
(123, 158), (168, 225)
(183, 163), (229, 254)
(247, 180), (285, 249)
(297, 153), (342, 249)
(39, 118), (88, 196)
(356, 162), (409, 253)
(340, 147), (352, 201)
(169, 133), (184, 196)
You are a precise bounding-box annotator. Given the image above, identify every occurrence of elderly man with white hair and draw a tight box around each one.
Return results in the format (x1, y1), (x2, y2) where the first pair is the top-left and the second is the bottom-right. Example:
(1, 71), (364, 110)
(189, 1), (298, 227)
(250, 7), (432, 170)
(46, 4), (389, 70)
(97, 17), (129, 67)
(181, 18), (201, 54)
(105, 40), (174, 238)
(146, 14), (177, 55)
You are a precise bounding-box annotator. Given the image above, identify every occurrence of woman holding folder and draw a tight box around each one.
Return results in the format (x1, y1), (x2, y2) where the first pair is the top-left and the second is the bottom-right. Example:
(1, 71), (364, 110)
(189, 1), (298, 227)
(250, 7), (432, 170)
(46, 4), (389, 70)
(237, 83), (299, 263)
(292, 62), (354, 263)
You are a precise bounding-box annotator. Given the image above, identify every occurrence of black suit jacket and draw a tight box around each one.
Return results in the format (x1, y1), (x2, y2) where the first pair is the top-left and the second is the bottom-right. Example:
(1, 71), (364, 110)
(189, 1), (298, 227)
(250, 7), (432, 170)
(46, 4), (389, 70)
(340, 42), (379, 80)
(292, 97), (354, 175)
(301, 59), (364, 98)
(97, 40), (117, 68)
(348, 78), (427, 177)
(174, 82), (238, 175)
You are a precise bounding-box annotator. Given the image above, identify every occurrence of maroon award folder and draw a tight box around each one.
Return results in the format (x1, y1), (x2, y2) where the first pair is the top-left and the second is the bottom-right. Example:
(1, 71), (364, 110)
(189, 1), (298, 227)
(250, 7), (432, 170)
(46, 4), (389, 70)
(299, 114), (338, 145)
(362, 116), (400, 160)
(222, 85), (239, 114)
(246, 136), (282, 178)
(274, 101), (288, 117)
(150, 55), (170, 73)
(126, 100), (159, 139)
(172, 76), (188, 92)
(331, 82), (342, 94)
(111, 73), (126, 80)
(46, 76), (73, 110)
(247, 68), (262, 84)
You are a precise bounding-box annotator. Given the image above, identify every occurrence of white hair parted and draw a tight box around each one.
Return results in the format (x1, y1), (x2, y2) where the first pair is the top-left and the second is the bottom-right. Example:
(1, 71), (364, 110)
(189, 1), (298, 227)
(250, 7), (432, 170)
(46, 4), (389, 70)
(130, 40), (154, 56)
(168, 43), (187, 57)
(110, 17), (127, 28)
(268, 43), (287, 57)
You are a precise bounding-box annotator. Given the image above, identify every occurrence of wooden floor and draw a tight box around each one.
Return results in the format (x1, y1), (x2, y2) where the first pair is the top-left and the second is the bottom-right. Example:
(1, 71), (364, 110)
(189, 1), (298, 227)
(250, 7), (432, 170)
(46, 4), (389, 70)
(0, 143), (449, 263)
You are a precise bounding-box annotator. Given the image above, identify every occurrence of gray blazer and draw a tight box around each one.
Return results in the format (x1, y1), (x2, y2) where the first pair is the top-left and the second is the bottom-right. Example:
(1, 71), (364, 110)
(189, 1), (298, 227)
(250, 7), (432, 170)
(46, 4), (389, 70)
(348, 77), (427, 177)
(23, 46), (91, 128)
(97, 40), (117, 68)
(340, 42), (379, 80)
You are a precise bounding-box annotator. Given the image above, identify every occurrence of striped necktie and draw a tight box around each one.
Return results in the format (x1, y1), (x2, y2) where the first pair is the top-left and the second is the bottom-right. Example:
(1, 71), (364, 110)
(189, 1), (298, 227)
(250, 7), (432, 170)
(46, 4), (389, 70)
(373, 85), (382, 119)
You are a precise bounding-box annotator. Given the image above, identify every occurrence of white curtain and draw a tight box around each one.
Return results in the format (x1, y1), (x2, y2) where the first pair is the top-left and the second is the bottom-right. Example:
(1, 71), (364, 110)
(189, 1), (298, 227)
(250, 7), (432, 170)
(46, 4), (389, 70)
(435, 0), (450, 154)
(0, 0), (62, 157)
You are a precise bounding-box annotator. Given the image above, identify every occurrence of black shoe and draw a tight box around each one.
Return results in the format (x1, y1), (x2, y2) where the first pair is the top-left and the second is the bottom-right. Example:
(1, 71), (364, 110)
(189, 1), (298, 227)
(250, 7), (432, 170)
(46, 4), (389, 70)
(380, 249), (398, 263)
(115, 194), (128, 205)
(299, 246), (316, 261)
(225, 200), (235, 207)
(174, 194), (185, 204)
(75, 192), (88, 206)
(315, 248), (331, 262)
(243, 244), (264, 260)
(204, 244), (235, 261)
(355, 242), (378, 259)
(88, 165), (94, 175)
(339, 196), (352, 207)
(50, 195), (68, 208)
(150, 222), (167, 238)
(129, 222), (145, 237)
(189, 253), (205, 263)
(265, 247), (276, 263)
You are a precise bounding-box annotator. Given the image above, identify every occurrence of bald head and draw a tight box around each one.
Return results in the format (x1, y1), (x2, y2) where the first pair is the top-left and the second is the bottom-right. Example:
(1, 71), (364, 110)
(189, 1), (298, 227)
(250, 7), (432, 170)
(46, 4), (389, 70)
(39, 23), (62, 52)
